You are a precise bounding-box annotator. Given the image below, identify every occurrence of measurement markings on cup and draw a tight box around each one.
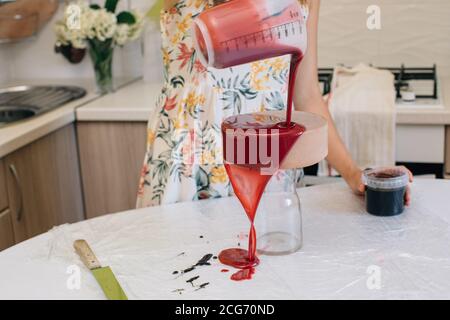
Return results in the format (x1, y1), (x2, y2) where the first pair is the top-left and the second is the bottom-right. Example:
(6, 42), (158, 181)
(220, 20), (302, 53)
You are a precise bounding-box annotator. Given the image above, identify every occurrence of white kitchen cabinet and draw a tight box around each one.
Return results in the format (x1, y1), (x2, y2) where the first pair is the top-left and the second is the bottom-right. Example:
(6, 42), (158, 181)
(396, 125), (445, 164)
(445, 126), (450, 177)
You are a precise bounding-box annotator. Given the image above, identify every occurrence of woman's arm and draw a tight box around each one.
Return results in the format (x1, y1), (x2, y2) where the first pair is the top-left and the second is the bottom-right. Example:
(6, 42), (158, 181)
(294, 0), (363, 194)
(294, 0), (413, 204)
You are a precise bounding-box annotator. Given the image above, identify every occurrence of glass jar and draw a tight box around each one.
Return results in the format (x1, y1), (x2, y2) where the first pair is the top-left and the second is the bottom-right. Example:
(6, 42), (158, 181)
(255, 169), (303, 256)
(362, 167), (409, 217)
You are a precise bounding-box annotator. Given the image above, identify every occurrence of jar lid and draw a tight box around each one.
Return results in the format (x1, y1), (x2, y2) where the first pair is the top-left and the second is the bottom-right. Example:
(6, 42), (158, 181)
(362, 167), (409, 190)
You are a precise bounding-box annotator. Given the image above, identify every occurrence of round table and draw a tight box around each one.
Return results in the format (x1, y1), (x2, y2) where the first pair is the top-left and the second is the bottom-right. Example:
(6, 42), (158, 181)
(1, 180), (450, 300)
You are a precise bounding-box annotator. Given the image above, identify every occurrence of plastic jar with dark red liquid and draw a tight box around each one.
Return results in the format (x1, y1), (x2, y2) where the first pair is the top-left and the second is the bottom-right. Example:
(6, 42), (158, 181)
(362, 168), (409, 217)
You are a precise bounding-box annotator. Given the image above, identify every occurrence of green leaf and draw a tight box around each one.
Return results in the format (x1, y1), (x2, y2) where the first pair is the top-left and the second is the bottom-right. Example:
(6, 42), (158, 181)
(170, 76), (185, 88)
(265, 91), (285, 110)
(195, 167), (210, 189)
(239, 87), (258, 100)
(105, 0), (119, 13)
(90, 4), (101, 10)
(221, 90), (242, 113)
(117, 11), (136, 25)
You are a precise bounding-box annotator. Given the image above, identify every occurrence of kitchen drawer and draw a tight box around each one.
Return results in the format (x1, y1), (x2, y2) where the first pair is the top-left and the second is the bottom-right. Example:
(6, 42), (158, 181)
(0, 159), (8, 211)
(396, 125), (445, 164)
(0, 209), (15, 251)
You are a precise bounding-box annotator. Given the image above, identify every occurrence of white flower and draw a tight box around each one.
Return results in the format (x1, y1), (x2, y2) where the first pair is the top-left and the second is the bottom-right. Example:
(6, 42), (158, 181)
(114, 24), (129, 46)
(54, 17), (87, 48)
(54, 1), (145, 48)
(113, 11), (145, 46)
(54, 1), (87, 48)
(81, 8), (117, 41)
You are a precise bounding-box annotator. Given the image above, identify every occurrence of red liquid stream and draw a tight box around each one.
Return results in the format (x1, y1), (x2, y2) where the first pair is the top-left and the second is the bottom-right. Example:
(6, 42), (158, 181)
(198, 3), (306, 279)
(195, 0), (305, 127)
(219, 55), (304, 281)
(286, 55), (302, 125)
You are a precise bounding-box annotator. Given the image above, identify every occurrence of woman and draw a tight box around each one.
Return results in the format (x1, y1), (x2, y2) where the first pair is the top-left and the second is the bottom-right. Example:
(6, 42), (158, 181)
(137, 0), (412, 208)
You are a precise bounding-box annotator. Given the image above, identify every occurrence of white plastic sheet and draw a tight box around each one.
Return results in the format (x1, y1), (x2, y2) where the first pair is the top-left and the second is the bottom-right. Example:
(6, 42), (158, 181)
(0, 180), (450, 299)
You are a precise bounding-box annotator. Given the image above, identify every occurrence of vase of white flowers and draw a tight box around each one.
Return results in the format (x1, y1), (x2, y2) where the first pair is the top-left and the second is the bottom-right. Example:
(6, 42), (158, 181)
(55, 0), (144, 94)
(89, 38), (114, 94)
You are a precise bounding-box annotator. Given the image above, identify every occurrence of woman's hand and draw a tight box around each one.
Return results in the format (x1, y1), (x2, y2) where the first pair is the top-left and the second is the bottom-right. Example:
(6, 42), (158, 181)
(345, 167), (365, 196)
(347, 166), (414, 206)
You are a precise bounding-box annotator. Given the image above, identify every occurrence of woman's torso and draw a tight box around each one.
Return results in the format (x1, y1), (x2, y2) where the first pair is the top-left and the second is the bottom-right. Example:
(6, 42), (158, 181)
(137, 0), (309, 207)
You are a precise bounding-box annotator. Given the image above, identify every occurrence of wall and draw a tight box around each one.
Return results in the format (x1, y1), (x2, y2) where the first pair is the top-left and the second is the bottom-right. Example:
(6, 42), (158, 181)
(318, 0), (450, 76)
(2, 0), (448, 85)
(137, 0), (450, 84)
(132, 0), (164, 83)
(0, 0), (149, 85)
(0, 50), (9, 83)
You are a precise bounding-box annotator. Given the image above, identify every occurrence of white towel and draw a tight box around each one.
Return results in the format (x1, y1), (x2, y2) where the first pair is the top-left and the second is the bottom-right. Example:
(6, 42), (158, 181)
(318, 64), (396, 176)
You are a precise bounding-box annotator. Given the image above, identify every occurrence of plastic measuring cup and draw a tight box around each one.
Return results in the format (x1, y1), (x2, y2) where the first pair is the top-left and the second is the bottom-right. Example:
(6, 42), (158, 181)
(193, 0), (307, 68)
(362, 167), (410, 217)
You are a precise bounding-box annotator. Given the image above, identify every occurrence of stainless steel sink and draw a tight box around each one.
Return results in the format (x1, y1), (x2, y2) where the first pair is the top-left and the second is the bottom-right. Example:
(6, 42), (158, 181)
(0, 105), (37, 123)
(0, 85), (86, 127)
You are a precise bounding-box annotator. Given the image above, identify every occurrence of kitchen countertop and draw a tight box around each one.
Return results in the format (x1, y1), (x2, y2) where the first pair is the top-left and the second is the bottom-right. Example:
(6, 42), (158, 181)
(2, 76), (450, 159)
(0, 78), (98, 158)
(76, 80), (162, 122)
(76, 78), (450, 125)
(0, 179), (449, 300)
(0, 78), (137, 158)
(396, 76), (450, 125)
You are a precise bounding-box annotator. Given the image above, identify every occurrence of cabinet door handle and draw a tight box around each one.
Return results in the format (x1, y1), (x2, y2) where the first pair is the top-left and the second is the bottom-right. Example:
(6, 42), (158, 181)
(9, 164), (23, 222)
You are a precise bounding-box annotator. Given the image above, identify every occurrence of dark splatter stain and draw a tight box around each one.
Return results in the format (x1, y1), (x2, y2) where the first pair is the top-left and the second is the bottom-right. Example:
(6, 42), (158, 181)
(199, 235), (204, 239)
(195, 282), (210, 291)
(195, 254), (213, 266)
(186, 276), (200, 286)
(183, 266), (195, 274)
(172, 289), (185, 293)
(175, 254), (214, 275)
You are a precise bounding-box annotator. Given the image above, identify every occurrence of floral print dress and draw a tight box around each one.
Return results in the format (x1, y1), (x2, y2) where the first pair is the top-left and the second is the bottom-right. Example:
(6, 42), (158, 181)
(137, 0), (309, 207)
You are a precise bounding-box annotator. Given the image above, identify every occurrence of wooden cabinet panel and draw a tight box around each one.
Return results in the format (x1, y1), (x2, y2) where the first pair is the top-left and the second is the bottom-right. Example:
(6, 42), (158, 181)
(0, 159), (7, 211)
(77, 122), (147, 218)
(446, 126), (450, 176)
(0, 209), (15, 251)
(5, 124), (85, 243)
